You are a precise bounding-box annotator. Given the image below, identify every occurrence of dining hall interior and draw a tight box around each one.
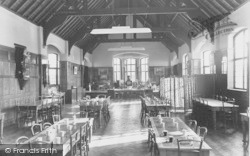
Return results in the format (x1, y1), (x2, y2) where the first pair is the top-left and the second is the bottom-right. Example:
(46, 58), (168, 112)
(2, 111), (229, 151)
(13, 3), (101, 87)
(0, 0), (249, 156)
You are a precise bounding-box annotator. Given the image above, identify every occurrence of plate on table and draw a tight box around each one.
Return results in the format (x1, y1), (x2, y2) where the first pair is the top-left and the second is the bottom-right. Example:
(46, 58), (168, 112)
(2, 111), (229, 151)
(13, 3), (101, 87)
(168, 131), (183, 136)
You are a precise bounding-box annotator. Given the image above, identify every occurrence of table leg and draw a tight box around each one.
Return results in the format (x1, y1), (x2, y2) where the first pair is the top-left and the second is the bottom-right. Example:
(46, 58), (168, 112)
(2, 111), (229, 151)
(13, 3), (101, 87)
(99, 110), (102, 128)
(242, 117), (247, 145)
(212, 110), (217, 130)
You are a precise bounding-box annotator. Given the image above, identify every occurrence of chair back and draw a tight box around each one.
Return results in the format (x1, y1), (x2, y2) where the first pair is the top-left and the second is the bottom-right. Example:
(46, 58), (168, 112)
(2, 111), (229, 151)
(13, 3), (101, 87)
(52, 115), (60, 123)
(70, 131), (80, 156)
(86, 95), (91, 100)
(16, 136), (29, 145)
(43, 122), (52, 130)
(31, 123), (42, 136)
(188, 120), (197, 132)
(197, 126), (208, 140)
(177, 139), (203, 156)
(97, 94), (106, 98)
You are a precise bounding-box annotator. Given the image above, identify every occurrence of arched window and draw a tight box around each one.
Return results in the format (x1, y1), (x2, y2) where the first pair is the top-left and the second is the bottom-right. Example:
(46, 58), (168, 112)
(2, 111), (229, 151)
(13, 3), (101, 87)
(125, 58), (136, 81)
(48, 53), (60, 85)
(233, 29), (248, 89)
(113, 58), (121, 81)
(140, 57), (148, 82)
(202, 51), (215, 74)
(182, 54), (189, 75)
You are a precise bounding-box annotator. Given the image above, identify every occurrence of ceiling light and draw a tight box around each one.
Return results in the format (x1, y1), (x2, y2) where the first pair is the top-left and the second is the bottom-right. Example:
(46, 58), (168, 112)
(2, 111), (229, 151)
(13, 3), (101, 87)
(90, 26), (152, 35)
(108, 46), (145, 51)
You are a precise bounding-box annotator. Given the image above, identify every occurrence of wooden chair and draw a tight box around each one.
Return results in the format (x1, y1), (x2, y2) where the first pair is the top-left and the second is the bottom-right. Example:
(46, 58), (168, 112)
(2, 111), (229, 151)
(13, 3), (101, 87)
(52, 115), (60, 124)
(79, 124), (88, 156)
(69, 131), (80, 156)
(177, 139), (203, 156)
(188, 120), (197, 132)
(42, 122), (52, 130)
(222, 98), (237, 131)
(196, 126), (208, 140)
(31, 123), (42, 136)
(202, 99), (212, 127)
(97, 94), (106, 98)
(16, 136), (29, 145)
(149, 130), (159, 156)
(148, 128), (153, 148)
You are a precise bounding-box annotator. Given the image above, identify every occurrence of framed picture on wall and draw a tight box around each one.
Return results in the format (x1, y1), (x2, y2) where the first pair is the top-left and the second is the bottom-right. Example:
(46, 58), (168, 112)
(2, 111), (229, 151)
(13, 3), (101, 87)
(73, 66), (78, 75)
(154, 67), (164, 75)
(98, 68), (108, 75)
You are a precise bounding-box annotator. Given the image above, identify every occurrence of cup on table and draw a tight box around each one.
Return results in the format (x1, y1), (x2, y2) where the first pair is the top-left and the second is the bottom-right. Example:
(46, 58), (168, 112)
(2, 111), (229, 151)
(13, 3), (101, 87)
(60, 131), (66, 137)
(55, 137), (61, 144)
(36, 137), (43, 141)
(169, 136), (173, 143)
(171, 118), (175, 123)
(163, 130), (168, 137)
(65, 118), (69, 125)
(68, 125), (73, 131)
(157, 115), (161, 119)
(161, 122), (165, 129)
(174, 122), (179, 130)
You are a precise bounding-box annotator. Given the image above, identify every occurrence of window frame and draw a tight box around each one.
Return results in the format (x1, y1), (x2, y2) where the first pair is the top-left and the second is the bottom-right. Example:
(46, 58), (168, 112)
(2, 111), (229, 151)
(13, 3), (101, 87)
(113, 58), (121, 82)
(233, 30), (248, 90)
(125, 58), (136, 81)
(140, 57), (149, 82)
(202, 51), (215, 74)
(48, 53), (60, 85)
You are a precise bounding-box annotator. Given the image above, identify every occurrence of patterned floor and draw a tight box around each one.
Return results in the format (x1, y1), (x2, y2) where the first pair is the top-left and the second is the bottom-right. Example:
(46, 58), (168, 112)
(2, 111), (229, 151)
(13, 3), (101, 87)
(3, 99), (249, 156)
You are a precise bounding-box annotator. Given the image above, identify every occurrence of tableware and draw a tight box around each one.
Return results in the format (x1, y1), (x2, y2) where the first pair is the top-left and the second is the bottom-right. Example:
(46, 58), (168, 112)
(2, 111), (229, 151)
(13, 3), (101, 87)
(157, 115), (161, 119)
(169, 136), (173, 143)
(163, 130), (168, 136)
(65, 118), (69, 125)
(36, 137), (43, 141)
(60, 131), (66, 137)
(55, 137), (61, 144)
(174, 122), (179, 130)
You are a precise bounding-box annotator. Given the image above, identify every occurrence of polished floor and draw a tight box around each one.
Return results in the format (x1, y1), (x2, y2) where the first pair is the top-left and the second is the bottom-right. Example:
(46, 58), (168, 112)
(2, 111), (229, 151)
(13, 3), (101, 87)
(2, 99), (249, 156)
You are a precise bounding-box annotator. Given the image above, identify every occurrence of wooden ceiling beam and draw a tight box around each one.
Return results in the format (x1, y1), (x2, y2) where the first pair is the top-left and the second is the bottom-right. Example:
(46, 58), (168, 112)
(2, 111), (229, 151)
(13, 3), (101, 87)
(56, 7), (199, 16)
(42, 14), (68, 46)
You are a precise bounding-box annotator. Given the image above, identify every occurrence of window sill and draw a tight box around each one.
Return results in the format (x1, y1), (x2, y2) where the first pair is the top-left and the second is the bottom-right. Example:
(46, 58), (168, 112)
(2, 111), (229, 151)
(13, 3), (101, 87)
(227, 88), (247, 92)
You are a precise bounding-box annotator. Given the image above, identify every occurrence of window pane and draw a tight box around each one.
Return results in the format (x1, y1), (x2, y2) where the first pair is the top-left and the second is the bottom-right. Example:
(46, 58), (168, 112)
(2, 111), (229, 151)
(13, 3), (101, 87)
(235, 59), (244, 89)
(131, 66), (135, 71)
(204, 51), (210, 66)
(204, 67), (210, 74)
(141, 58), (145, 64)
(49, 69), (57, 85)
(235, 32), (244, 59)
(131, 59), (136, 64)
(141, 65), (145, 71)
(48, 54), (58, 68)
(244, 59), (247, 89)
(117, 72), (121, 80)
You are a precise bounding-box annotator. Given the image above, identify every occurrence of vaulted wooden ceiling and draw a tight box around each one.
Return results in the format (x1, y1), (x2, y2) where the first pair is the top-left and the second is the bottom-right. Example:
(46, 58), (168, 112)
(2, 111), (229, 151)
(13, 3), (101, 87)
(0, 0), (248, 54)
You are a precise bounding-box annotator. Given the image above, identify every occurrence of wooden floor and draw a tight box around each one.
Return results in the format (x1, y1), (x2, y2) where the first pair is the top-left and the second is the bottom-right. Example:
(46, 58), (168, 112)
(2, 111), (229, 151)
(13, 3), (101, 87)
(3, 99), (249, 156)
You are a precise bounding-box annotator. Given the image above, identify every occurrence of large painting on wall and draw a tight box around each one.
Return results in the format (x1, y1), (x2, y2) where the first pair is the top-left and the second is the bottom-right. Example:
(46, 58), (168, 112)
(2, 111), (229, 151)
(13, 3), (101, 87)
(154, 67), (165, 75)
(98, 68), (108, 80)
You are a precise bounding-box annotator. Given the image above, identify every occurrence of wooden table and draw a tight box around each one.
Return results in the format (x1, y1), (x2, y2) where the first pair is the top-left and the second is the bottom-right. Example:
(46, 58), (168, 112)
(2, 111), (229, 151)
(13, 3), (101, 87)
(21, 118), (93, 156)
(79, 98), (105, 128)
(144, 98), (171, 116)
(150, 117), (212, 156)
(108, 89), (153, 99)
(240, 113), (249, 146)
(194, 98), (239, 130)
(16, 99), (62, 127)
(0, 113), (5, 144)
